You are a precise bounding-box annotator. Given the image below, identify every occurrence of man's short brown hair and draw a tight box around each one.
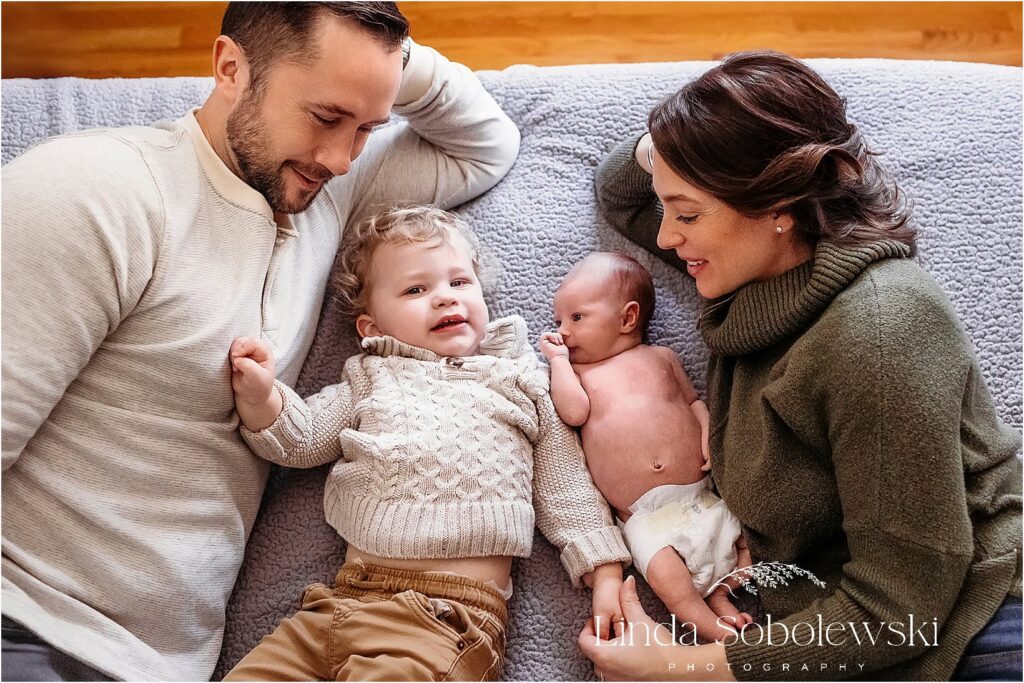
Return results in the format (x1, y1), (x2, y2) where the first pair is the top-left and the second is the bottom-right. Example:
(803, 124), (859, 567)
(221, 2), (409, 93)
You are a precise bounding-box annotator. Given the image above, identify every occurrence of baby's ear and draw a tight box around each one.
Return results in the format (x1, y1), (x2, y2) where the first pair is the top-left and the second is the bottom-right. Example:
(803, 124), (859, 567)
(620, 301), (640, 334)
(355, 314), (381, 339)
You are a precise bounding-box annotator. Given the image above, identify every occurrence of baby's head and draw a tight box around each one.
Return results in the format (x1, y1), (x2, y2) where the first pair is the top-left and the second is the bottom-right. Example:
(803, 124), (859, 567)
(333, 206), (489, 358)
(553, 252), (655, 364)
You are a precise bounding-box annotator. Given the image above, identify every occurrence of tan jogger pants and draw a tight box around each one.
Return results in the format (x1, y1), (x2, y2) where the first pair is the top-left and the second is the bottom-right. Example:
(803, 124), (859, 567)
(224, 561), (507, 681)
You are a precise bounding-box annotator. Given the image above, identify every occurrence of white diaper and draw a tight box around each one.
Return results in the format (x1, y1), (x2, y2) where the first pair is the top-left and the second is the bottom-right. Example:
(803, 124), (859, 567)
(617, 478), (742, 597)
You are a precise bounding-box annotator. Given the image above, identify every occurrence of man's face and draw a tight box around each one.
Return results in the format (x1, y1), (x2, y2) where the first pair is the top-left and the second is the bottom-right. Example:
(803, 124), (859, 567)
(226, 17), (402, 215)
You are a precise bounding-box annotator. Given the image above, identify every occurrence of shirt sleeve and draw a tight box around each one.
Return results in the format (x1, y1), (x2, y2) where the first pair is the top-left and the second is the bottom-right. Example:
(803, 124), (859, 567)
(594, 134), (686, 272)
(522, 367), (632, 587)
(725, 274), (986, 679)
(240, 373), (356, 468)
(334, 40), (521, 231)
(1, 134), (163, 470)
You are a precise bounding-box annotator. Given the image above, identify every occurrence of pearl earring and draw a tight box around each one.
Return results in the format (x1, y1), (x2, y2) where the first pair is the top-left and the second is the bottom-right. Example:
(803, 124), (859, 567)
(775, 226), (784, 234)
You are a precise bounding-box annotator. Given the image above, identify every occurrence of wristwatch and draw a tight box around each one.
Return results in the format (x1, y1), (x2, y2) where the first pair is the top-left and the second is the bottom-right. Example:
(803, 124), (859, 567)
(401, 37), (411, 70)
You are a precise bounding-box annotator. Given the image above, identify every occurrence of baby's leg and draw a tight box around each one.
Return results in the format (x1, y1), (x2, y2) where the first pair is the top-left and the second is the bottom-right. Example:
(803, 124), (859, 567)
(644, 546), (740, 644)
(705, 535), (755, 627)
(706, 586), (751, 628)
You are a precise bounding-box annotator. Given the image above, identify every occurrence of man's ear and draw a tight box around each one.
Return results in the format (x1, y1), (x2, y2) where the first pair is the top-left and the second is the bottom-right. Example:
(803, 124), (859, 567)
(620, 301), (641, 333)
(211, 35), (248, 105)
(355, 314), (381, 339)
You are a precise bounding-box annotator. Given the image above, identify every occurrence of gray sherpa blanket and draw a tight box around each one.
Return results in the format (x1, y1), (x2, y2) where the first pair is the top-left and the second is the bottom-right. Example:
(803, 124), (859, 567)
(2, 59), (1021, 680)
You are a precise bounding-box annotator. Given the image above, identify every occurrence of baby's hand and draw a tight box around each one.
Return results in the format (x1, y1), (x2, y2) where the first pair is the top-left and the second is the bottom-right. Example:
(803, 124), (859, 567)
(229, 336), (276, 406)
(540, 332), (569, 361)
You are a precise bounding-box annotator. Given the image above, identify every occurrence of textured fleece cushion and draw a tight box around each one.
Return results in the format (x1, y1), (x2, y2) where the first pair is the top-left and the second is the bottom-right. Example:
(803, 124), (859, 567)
(2, 58), (1020, 680)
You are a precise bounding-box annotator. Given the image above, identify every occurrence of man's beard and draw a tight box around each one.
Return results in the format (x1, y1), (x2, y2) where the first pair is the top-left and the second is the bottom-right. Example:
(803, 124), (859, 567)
(225, 88), (328, 215)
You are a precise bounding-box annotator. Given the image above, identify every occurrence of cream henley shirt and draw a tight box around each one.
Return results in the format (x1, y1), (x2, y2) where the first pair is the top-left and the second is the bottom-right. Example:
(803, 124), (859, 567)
(1, 42), (520, 681)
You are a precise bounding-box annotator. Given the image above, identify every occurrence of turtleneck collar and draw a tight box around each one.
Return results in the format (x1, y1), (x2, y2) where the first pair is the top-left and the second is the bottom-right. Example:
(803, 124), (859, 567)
(699, 240), (912, 356)
(360, 316), (530, 361)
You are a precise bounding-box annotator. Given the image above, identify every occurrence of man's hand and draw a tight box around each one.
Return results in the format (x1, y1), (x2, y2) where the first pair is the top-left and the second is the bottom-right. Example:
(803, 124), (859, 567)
(588, 563), (625, 640)
(540, 332), (570, 361)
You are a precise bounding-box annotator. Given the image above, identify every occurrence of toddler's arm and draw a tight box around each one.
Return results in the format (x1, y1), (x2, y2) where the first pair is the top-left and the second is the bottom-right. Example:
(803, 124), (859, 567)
(658, 347), (711, 470)
(539, 332), (590, 426)
(523, 374), (631, 588)
(229, 336), (354, 468)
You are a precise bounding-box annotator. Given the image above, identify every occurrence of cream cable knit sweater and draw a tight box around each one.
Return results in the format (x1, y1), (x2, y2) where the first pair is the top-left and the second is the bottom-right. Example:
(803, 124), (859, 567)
(242, 316), (630, 585)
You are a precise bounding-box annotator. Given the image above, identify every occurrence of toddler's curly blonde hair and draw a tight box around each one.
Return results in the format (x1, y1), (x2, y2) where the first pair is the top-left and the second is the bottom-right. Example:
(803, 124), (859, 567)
(331, 206), (487, 319)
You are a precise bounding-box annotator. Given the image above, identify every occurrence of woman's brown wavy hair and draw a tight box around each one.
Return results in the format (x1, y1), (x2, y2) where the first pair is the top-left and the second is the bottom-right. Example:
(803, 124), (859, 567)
(649, 50), (916, 252)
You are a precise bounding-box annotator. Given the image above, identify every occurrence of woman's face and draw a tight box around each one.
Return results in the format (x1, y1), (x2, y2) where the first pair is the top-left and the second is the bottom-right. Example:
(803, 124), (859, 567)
(651, 148), (812, 299)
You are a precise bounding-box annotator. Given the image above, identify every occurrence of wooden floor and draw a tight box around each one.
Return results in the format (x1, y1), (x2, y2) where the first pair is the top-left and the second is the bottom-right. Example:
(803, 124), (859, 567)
(2, 2), (1021, 79)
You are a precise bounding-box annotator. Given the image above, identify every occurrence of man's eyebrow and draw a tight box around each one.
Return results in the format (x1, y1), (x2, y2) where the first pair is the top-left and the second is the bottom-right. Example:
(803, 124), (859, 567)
(310, 103), (390, 127)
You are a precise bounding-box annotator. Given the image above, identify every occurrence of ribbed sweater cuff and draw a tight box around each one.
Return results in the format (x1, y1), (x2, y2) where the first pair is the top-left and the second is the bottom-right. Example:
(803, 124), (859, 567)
(240, 381), (306, 463)
(560, 526), (632, 588)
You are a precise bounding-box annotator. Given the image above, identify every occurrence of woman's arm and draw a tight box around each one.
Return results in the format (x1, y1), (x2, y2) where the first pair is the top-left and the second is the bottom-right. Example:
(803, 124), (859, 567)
(594, 134), (686, 272)
(722, 276), (992, 680)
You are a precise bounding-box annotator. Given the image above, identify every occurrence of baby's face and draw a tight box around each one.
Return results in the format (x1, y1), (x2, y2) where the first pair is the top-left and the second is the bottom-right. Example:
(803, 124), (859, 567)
(553, 274), (629, 364)
(358, 235), (489, 357)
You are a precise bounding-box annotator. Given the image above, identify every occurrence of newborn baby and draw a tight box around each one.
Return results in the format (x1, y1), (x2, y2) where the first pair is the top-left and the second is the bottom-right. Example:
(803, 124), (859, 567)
(541, 252), (752, 642)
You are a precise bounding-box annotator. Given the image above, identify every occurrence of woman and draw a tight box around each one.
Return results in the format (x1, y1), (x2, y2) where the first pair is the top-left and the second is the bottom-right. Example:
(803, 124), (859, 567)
(580, 50), (1022, 681)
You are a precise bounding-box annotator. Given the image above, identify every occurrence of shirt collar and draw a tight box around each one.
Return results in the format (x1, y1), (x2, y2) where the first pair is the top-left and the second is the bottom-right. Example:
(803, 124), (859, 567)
(179, 108), (276, 224)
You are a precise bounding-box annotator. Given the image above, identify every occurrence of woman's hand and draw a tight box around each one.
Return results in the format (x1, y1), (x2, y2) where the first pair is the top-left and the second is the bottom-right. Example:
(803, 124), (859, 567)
(578, 576), (735, 681)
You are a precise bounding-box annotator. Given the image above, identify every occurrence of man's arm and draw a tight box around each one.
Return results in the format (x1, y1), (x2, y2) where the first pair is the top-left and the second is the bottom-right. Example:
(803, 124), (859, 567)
(1, 135), (162, 470)
(340, 40), (521, 226)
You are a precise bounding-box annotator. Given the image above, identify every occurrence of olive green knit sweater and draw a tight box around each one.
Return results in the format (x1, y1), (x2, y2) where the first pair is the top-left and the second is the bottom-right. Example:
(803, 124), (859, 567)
(596, 137), (1023, 681)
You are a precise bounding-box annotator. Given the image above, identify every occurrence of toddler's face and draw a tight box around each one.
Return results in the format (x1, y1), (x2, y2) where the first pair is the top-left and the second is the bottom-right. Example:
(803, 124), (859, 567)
(553, 274), (629, 364)
(357, 235), (489, 357)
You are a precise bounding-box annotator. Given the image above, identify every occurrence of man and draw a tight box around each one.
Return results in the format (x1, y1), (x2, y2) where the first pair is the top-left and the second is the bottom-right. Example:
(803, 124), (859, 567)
(0, 3), (520, 680)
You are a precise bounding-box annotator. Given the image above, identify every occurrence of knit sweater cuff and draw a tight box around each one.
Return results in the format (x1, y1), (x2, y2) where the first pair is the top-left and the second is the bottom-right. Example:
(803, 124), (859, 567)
(560, 526), (632, 588)
(239, 381), (307, 464)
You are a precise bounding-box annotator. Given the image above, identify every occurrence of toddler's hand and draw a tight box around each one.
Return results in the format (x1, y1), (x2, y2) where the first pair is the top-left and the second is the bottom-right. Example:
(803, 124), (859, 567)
(590, 570), (626, 640)
(229, 337), (276, 406)
(540, 332), (569, 361)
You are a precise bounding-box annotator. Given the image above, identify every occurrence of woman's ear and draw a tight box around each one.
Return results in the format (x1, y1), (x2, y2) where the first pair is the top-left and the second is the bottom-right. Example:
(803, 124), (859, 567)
(620, 301), (641, 333)
(771, 210), (797, 235)
(355, 314), (381, 339)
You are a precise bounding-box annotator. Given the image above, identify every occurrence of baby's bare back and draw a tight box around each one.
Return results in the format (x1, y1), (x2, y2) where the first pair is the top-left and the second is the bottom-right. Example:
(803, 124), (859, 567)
(576, 345), (705, 519)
